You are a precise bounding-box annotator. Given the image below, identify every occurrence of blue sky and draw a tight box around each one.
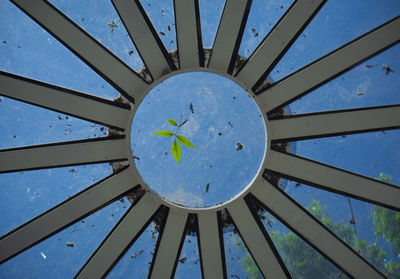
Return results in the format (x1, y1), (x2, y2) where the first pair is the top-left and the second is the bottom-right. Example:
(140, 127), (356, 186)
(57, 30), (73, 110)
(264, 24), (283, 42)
(0, 0), (399, 278)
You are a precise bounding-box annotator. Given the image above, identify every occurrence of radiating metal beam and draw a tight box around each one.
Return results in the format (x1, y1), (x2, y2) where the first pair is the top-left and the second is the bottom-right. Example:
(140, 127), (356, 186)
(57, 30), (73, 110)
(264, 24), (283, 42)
(174, 0), (203, 69)
(149, 210), (188, 279)
(266, 150), (400, 211)
(208, 0), (252, 74)
(197, 212), (226, 279)
(236, 0), (326, 89)
(257, 16), (400, 112)
(251, 179), (386, 279)
(111, 0), (175, 80)
(270, 105), (400, 141)
(227, 199), (290, 279)
(11, 0), (148, 101)
(0, 71), (130, 129)
(0, 138), (127, 173)
(76, 193), (161, 279)
(0, 167), (140, 264)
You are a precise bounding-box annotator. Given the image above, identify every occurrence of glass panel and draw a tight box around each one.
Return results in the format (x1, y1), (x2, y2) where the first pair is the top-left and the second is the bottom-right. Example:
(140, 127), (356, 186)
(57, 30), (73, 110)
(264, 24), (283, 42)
(174, 230), (201, 279)
(106, 210), (161, 279)
(238, 0), (294, 58)
(255, 204), (348, 278)
(131, 72), (266, 207)
(0, 163), (111, 236)
(49, 0), (145, 72)
(290, 130), (400, 186)
(223, 221), (262, 279)
(0, 97), (108, 149)
(0, 0), (119, 100)
(270, 0), (400, 81)
(285, 43), (400, 114)
(279, 178), (400, 277)
(139, 0), (177, 51)
(0, 198), (129, 278)
(199, 0), (225, 48)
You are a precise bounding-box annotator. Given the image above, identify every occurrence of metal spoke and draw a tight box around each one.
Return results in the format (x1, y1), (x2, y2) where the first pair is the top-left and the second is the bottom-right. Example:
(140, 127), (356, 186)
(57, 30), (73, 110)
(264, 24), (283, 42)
(266, 150), (400, 211)
(111, 0), (175, 80)
(236, 0), (326, 89)
(270, 105), (400, 141)
(11, 0), (148, 101)
(0, 138), (127, 173)
(0, 167), (140, 264)
(76, 193), (161, 279)
(149, 210), (188, 279)
(0, 71), (131, 129)
(207, 0), (251, 74)
(174, 0), (203, 69)
(227, 199), (290, 279)
(257, 16), (400, 112)
(251, 178), (386, 279)
(197, 212), (226, 279)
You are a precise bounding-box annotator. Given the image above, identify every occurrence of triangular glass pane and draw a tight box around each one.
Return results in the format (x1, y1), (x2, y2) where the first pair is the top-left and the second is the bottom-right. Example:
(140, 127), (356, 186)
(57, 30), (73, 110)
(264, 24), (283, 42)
(253, 201), (348, 278)
(284, 43), (400, 114)
(238, 0), (295, 58)
(0, 198), (130, 278)
(106, 209), (162, 279)
(223, 218), (263, 279)
(270, 0), (400, 81)
(290, 130), (400, 186)
(49, 0), (145, 72)
(199, 0), (225, 48)
(139, 0), (177, 52)
(174, 225), (201, 279)
(278, 178), (400, 277)
(0, 163), (112, 236)
(0, 97), (109, 149)
(0, 1), (119, 100)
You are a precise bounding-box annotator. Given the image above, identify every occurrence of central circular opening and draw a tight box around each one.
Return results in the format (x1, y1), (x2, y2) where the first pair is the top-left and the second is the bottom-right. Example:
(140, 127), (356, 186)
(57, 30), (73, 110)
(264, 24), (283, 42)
(131, 72), (267, 208)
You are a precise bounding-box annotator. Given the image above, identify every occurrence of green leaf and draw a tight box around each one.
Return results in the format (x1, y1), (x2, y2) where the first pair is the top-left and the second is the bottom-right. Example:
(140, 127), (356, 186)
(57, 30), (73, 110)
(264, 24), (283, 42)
(176, 135), (196, 148)
(171, 140), (181, 165)
(153, 130), (173, 137)
(167, 119), (178, 126)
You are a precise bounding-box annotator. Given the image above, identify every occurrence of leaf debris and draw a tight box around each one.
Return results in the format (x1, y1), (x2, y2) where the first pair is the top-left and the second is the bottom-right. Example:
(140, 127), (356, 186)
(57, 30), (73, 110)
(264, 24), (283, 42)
(382, 64), (394, 75)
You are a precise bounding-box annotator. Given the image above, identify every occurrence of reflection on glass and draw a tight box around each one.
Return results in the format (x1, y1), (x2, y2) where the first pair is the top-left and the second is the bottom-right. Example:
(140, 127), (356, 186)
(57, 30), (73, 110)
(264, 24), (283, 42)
(174, 229), (201, 279)
(290, 130), (400, 186)
(285, 43), (400, 114)
(279, 178), (400, 277)
(223, 221), (262, 279)
(0, 198), (129, 278)
(0, 163), (111, 236)
(270, 0), (400, 81)
(256, 208), (347, 278)
(49, 0), (145, 72)
(0, 96), (109, 149)
(107, 213), (160, 279)
(131, 72), (266, 207)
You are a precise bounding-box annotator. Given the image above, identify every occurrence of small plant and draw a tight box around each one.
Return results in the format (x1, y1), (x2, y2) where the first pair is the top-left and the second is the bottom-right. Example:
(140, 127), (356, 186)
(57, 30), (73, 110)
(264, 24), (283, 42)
(153, 117), (196, 165)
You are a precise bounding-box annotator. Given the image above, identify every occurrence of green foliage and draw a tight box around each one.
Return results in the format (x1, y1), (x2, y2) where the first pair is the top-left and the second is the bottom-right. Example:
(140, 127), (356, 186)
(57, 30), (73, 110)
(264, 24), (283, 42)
(373, 173), (400, 256)
(153, 117), (196, 165)
(153, 130), (173, 137)
(171, 140), (181, 165)
(240, 198), (400, 278)
(239, 254), (261, 279)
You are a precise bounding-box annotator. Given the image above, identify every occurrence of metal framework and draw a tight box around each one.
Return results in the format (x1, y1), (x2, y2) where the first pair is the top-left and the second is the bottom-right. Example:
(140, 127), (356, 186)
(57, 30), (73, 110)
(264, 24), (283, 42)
(0, 0), (399, 278)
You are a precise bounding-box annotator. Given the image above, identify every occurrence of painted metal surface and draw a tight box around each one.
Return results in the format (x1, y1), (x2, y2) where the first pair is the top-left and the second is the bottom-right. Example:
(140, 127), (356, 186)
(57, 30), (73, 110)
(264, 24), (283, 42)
(112, 0), (175, 80)
(0, 167), (139, 263)
(0, 0), (398, 277)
